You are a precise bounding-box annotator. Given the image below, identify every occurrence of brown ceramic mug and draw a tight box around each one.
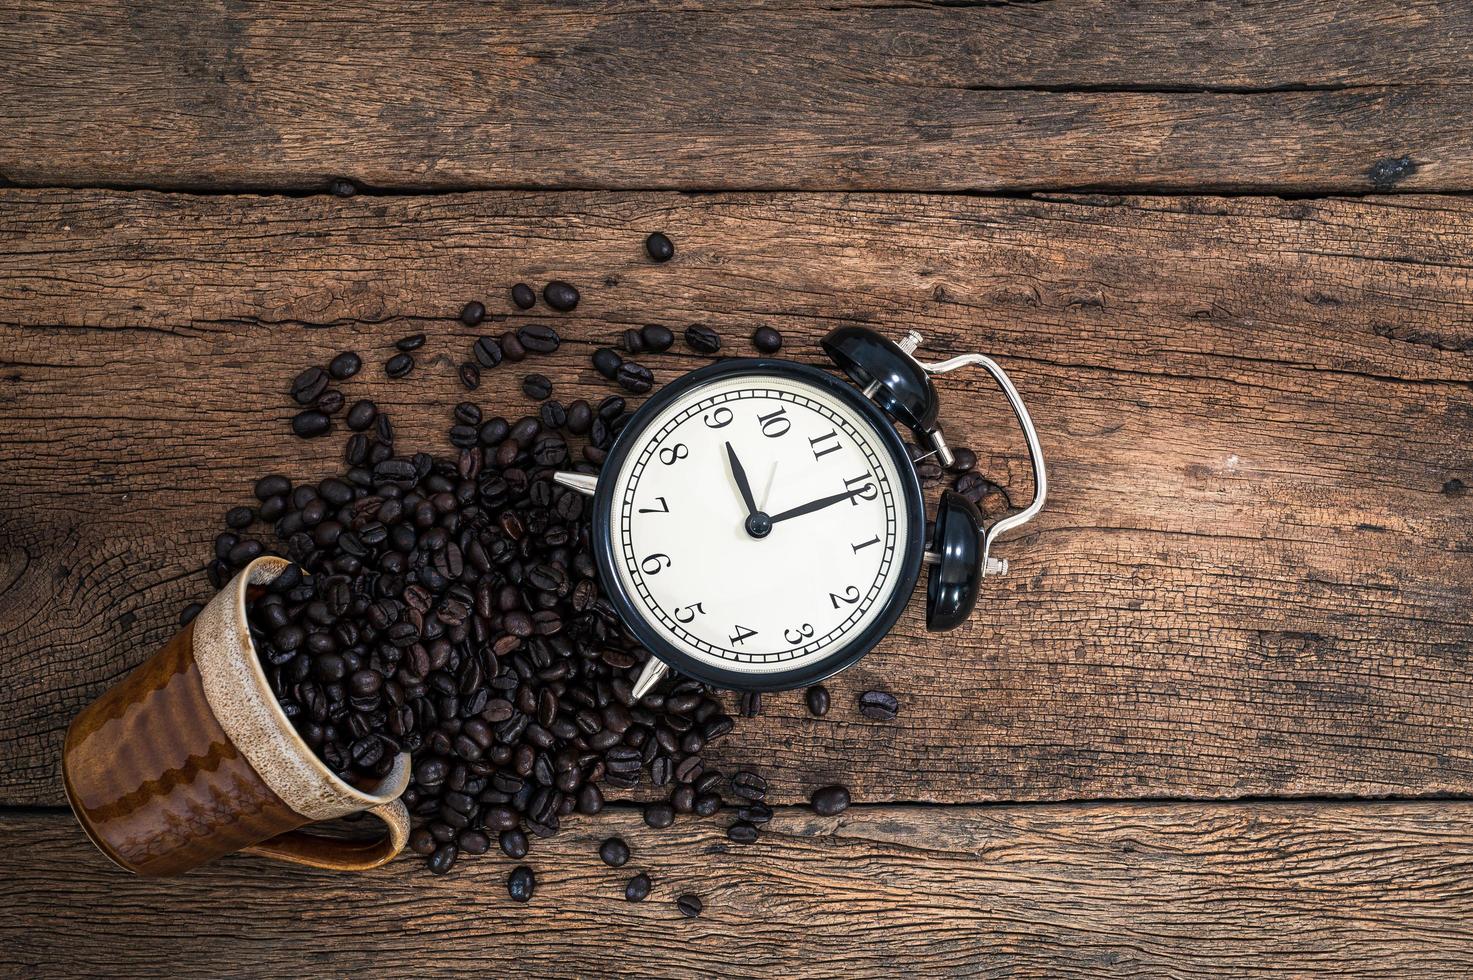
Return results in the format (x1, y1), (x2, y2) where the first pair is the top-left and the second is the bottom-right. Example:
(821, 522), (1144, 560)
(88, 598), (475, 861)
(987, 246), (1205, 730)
(63, 555), (411, 876)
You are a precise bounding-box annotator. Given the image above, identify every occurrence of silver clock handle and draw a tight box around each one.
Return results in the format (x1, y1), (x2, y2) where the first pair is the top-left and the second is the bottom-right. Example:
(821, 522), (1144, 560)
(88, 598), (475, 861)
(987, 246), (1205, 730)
(917, 351), (1047, 577)
(554, 471), (599, 496)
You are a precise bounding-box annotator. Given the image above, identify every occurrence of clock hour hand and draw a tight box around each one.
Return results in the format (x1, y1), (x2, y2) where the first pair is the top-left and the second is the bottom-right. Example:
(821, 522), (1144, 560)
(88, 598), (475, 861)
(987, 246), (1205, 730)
(766, 486), (868, 526)
(725, 441), (760, 518)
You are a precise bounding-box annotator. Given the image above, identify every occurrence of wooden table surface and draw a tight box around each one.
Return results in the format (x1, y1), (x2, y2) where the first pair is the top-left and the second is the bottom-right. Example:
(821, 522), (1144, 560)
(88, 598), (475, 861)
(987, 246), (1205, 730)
(2, 2), (1472, 976)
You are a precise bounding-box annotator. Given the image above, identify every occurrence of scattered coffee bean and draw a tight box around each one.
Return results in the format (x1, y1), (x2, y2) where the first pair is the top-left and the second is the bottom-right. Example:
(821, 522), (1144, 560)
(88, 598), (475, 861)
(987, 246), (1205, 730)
(542, 281), (579, 312)
(685, 325), (720, 354)
(501, 331), (527, 362)
(290, 367), (328, 406)
(736, 802), (772, 825)
(500, 830), (529, 859)
(327, 351), (362, 381)
(644, 802), (676, 829)
(395, 334), (427, 352)
(523, 373), (553, 401)
(740, 691), (762, 717)
(616, 361), (654, 394)
(641, 324), (674, 353)
(517, 324), (561, 354)
(729, 771), (767, 802)
(428, 843), (458, 875)
(810, 784), (851, 816)
(460, 301), (485, 326)
(727, 821), (759, 844)
(645, 232), (675, 262)
(511, 283), (536, 310)
(591, 348), (623, 380)
(625, 873), (651, 902)
(290, 410), (331, 438)
(507, 865), (535, 902)
(752, 326), (783, 354)
(330, 178), (357, 197)
(179, 602), (204, 626)
(622, 328), (645, 354)
(345, 399), (378, 431)
(858, 690), (899, 720)
(459, 362), (481, 391)
(225, 506), (255, 530)
(599, 837), (630, 867)
(472, 335), (504, 369)
(806, 685), (830, 717)
(565, 400), (593, 435)
(676, 895), (703, 918)
(947, 447), (978, 473)
(316, 389), (345, 415)
(384, 353), (414, 378)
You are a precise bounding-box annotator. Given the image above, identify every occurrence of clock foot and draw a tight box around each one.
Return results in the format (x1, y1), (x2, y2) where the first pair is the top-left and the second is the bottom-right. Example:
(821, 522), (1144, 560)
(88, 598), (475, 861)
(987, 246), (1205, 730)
(631, 658), (671, 701)
(552, 471), (599, 496)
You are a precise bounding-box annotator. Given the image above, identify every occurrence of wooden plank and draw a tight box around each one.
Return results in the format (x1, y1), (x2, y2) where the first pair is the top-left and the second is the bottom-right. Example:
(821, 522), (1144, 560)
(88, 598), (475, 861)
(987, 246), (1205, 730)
(3, 1), (1473, 193)
(5, 801), (1473, 977)
(1, 189), (1471, 807)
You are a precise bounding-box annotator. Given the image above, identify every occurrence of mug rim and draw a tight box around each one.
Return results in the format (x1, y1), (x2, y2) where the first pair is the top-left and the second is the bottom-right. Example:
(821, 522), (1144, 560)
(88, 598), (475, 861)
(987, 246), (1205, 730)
(222, 555), (409, 812)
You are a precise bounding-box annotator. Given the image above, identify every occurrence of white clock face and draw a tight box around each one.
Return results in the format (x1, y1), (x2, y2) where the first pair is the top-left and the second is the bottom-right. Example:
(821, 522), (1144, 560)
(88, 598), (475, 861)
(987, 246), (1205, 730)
(606, 371), (914, 678)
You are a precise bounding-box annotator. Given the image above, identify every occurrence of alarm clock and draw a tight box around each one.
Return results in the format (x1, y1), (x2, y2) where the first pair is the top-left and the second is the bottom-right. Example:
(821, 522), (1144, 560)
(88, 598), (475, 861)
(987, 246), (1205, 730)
(555, 327), (1046, 695)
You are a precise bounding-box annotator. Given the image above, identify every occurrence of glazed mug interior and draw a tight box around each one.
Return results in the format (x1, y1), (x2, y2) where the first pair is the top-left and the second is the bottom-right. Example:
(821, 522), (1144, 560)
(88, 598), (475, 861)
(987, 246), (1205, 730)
(63, 555), (411, 875)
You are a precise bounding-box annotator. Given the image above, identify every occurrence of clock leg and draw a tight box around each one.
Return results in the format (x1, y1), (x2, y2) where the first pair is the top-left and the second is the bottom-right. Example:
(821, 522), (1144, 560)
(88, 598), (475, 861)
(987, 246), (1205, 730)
(631, 658), (671, 701)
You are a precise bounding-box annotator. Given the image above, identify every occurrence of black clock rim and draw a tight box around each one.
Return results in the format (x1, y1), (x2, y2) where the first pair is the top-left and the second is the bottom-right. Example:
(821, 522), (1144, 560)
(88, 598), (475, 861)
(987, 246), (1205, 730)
(590, 357), (925, 693)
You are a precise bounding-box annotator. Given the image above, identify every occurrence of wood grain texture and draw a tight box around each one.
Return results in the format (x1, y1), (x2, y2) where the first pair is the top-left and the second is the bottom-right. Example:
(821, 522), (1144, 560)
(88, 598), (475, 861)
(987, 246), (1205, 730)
(3, 1), (1473, 193)
(5, 801), (1473, 977)
(1, 189), (1471, 808)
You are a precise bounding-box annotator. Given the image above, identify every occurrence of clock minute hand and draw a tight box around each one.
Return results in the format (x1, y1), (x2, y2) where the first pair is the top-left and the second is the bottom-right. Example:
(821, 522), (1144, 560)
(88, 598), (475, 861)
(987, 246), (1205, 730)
(725, 441), (760, 517)
(767, 487), (867, 526)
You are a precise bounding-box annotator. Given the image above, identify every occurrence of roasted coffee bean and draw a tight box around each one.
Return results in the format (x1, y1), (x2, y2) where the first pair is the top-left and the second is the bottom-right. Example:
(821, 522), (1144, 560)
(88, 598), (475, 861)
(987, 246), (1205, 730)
(676, 895), (702, 918)
(615, 361), (653, 394)
(460, 301), (485, 326)
(599, 836), (630, 867)
(344, 399), (377, 432)
(729, 771), (766, 801)
(693, 793), (722, 817)
(316, 389), (345, 415)
(685, 324), (720, 354)
(330, 178), (356, 197)
(643, 803), (675, 829)
(518, 324), (560, 354)
(385, 353), (414, 378)
(736, 802), (772, 825)
(858, 690), (899, 721)
(645, 232), (674, 262)
(179, 602), (204, 626)
(621, 328), (644, 354)
(500, 829), (529, 859)
(625, 873), (651, 902)
(511, 282), (536, 310)
(806, 685), (830, 717)
(641, 324), (674, 352)
(254, 474), (291, 500)
(751, 326), (783, 354)
(409, 827), (436, 855)
(811, 784), (851, 816)
(427, 843), (458, 875)
(591, 348), (622, 380)
(727, 821), (759, 844)
(501, 331), (527, 362)
(290, 366), (328, 405)
(328, 351), (362, 380)
(540, 400), (567, 429)
(291, 410), (332, 438)
(565, 399), (593, 435)
(225, 506), (255, 530)
(473, 335), (504, 369)
(522, 373), (553, 401)
(542, 281), (579, 312)
(459, 362), (482, 391)
(459, 830), (491, 855)
(395, 333), (427, 352)
(507, 865), (535, 902)
(740, 691), (762, 717)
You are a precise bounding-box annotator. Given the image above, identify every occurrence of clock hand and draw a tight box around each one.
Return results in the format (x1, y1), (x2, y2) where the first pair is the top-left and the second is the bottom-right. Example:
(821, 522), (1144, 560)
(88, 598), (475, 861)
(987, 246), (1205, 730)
(766, 486), (869, 525)
(725, 441), (760, 518)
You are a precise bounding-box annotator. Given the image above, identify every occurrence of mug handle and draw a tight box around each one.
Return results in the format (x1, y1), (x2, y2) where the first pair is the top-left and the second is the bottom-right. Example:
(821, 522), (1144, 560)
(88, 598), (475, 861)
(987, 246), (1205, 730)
(243, 798), (410, 871)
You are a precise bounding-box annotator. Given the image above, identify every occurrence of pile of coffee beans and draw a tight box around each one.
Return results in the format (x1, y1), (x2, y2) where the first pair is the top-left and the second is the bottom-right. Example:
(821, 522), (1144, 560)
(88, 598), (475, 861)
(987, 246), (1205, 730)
(189, 229), (1015, 897)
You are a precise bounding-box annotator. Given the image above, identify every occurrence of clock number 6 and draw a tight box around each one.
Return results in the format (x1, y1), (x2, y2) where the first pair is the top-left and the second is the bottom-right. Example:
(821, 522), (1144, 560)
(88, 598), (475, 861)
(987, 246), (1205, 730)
(829, 585), (861, 608)
(659, 443), (689, 465)
(641, 553), (672, 575)
(784, 623), (815, 645)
